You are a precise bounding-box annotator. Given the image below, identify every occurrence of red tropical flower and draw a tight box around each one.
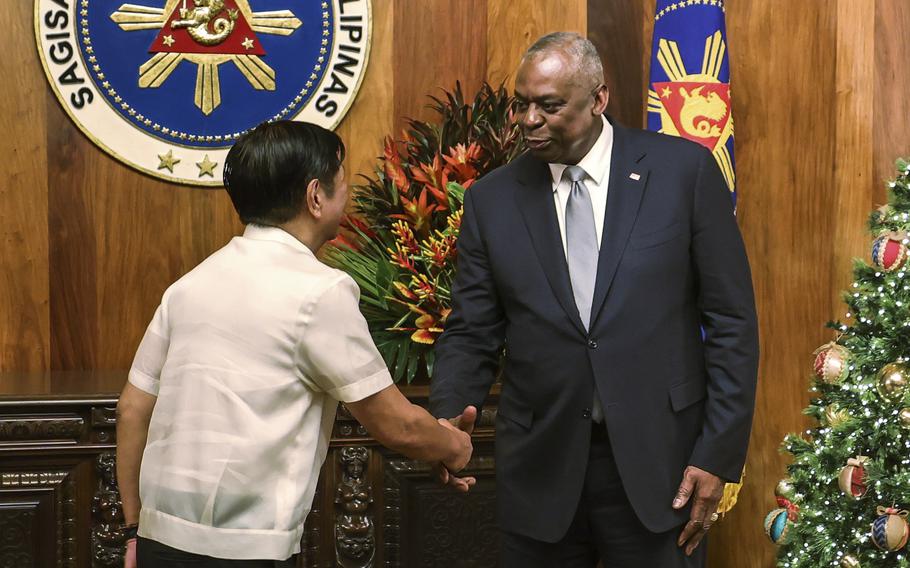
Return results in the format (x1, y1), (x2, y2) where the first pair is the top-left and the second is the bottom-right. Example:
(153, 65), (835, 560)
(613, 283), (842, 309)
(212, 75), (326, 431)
(390, 188), (438, 234)
(410, 155), (449, 209)
(447, 209), (463, 232)
(442, 142), (481, 181)
(392, 281), (419, 302)
(421, 232), (456, 267)
(410, 307), (445, 345)
(383, 136), (409, 193)
(341, 215), (377, 240)
(391, 220), (419, 254)
(410, 273), (437, 300)
(327, 232), (360, 251)
(387, 243), (417, 273)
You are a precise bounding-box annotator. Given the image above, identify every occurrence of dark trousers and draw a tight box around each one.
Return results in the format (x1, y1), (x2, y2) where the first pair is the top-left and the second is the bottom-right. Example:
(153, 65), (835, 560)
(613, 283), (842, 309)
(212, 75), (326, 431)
(499, 424), (707, 568)
(137, 537), (298, 568)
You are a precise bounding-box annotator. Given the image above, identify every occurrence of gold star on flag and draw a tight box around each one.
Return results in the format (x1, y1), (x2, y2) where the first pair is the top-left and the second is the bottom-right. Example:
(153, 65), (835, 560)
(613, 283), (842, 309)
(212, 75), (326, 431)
(162, 34), (175, 47)
(242, 37), (254, 50)
(660, 86), (672, 98)
(196, 155), (218, 177)
(157, 150), (180, 172)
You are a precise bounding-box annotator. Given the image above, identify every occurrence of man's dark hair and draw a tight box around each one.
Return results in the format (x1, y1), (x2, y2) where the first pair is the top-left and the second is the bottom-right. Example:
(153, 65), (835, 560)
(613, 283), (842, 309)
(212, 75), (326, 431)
(223, 121), (346, 226)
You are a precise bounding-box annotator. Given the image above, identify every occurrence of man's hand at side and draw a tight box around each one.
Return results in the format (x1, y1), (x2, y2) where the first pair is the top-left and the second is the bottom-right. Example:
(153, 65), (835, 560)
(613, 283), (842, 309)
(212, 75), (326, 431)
(673, 465), (725, 556)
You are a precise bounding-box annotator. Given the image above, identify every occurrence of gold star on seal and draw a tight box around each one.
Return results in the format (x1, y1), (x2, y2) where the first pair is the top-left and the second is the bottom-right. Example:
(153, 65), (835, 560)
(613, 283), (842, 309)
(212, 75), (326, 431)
(157, 150), (180, 172)
(162, 34), (175, 47)
(196, 155), (217, 177)
(660, 86), (672, 98)
(242, 37), (254, 50)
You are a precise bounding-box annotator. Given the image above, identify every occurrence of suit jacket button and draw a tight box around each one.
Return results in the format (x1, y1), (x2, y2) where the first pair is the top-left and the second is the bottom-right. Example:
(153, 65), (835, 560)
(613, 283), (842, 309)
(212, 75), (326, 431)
(587, 339), (598, 349)
(582, 408), (592, 419)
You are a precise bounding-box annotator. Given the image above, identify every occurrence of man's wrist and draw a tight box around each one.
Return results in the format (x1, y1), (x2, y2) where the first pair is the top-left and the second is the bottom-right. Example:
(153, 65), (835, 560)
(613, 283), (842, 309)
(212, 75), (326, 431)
(121, 523), (139, 540)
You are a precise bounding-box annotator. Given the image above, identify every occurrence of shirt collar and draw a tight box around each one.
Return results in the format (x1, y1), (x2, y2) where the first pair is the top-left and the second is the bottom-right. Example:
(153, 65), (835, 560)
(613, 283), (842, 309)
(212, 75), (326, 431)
(242, 224), (316, 257)
(548, 115), (614, 191)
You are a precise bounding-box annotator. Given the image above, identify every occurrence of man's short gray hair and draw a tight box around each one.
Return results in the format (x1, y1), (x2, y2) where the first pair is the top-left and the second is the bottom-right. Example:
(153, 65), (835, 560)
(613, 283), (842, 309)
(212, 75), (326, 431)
(522, 32), (605, 89)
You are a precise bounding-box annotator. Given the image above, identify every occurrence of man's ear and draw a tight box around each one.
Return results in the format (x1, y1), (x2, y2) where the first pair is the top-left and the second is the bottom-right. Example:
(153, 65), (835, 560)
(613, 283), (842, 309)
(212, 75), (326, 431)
(305, 178), (322, 218)
(593, 85), (609, 116)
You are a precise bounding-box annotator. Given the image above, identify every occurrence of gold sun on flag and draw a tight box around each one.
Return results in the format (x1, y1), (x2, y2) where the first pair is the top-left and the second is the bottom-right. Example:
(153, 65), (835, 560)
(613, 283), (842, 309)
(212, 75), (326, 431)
(110, 0), (303, 115)
(647, 30), (735, 192)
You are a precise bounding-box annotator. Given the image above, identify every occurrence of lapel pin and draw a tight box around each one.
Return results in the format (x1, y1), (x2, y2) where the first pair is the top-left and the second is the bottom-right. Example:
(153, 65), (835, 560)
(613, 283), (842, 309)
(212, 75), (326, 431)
(629, 172), (641, 181)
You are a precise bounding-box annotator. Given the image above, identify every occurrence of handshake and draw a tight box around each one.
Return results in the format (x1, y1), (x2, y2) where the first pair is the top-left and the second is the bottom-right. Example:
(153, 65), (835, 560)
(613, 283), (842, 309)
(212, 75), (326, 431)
(433, 405), (478, 492)
(344, 390), (477, 491)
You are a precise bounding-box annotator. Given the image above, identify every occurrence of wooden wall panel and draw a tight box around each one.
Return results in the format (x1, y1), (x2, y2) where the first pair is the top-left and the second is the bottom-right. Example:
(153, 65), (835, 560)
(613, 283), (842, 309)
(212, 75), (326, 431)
(392, 0), (488, 130)
(586, 0), (646, 128)
(874, 0), (910, 190)
(47, 99), (97, 371)
(335, 0), (394, 184)
(717, 3), (841, 566)
(91, 171), (239, 371)
(0, 0), (49, 373)
(486, 0), (587, 88)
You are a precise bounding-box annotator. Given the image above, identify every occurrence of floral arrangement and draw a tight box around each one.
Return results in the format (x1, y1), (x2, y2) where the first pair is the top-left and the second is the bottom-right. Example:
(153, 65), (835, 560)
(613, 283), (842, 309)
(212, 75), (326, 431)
(323, 82), (524, 382)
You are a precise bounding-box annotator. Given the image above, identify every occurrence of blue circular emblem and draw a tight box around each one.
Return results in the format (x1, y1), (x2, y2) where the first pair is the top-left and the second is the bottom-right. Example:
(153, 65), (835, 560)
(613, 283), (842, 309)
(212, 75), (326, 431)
(36, 0), (372, 185)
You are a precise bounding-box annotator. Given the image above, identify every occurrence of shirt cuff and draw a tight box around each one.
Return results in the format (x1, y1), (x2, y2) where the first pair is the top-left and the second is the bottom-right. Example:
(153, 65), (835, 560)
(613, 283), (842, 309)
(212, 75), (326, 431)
(128, 368), (160, 396)
(326, 368), (393, 403)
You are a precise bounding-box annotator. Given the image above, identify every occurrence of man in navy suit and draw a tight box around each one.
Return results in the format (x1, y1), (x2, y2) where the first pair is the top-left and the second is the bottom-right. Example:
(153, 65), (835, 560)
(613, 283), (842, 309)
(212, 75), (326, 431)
(429, 32), (759, 567)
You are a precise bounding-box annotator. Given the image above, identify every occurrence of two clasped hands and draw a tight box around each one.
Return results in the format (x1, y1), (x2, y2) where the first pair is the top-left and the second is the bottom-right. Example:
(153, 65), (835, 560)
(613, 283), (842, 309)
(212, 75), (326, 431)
(432, 405), (724, 556)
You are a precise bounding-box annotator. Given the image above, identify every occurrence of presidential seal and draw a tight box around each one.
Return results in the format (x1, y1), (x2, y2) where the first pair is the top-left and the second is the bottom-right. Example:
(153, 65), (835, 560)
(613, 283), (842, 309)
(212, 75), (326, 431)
(35, 0), (372, 186)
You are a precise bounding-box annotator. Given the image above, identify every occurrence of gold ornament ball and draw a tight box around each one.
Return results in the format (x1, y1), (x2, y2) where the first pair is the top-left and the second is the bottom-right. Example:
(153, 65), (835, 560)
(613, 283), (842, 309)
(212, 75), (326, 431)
(876, 363), (910, 402)
(775, 478), (796, 501)
(840, 554), (861, 568)
(900, 408), (910, 428)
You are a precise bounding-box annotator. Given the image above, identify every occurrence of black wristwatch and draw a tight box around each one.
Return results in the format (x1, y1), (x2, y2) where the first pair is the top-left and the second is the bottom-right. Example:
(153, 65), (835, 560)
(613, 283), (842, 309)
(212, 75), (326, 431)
(121, 523), (139, 540)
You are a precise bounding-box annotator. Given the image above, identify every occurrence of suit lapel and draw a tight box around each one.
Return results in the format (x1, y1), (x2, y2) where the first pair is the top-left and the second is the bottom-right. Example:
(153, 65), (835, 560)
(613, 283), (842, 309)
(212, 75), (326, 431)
(514, 154), (587, 336)
(589, 123), (649, 329)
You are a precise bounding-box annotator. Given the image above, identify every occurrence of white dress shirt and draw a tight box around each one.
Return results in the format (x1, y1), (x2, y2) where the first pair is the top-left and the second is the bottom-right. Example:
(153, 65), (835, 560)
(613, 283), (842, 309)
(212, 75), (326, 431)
(548, 115), (614, 253)
(129, 224), (392, 560)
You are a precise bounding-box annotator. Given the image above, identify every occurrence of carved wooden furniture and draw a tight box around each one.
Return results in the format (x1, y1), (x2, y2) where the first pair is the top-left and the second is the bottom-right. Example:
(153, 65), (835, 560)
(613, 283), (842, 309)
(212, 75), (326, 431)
(0, 378), (499, 567)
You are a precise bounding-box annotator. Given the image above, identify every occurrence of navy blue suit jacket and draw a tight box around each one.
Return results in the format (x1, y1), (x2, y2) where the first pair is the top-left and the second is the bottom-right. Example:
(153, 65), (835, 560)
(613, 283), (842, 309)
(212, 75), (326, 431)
(430, 120), (759, 542)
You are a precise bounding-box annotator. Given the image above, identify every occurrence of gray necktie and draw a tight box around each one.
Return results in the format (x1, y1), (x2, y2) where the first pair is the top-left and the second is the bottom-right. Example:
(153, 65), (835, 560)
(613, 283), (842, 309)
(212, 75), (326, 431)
(563, 165), (604, 423)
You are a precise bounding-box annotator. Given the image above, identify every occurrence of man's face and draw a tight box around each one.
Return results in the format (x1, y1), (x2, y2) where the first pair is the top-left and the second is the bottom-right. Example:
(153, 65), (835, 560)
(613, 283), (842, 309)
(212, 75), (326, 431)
(513, 52), (607, 164)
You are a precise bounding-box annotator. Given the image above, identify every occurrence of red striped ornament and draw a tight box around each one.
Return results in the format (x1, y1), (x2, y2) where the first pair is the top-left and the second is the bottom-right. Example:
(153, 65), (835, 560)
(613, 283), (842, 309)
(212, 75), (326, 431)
(872, 231), (908, 272)
(812, 343), (850, 385)
(838, 456), (869, 499)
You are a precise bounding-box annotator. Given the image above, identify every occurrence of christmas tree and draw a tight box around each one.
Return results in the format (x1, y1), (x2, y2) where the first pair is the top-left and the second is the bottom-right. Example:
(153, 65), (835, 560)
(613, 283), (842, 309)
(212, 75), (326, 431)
(769, 160), (910, 567)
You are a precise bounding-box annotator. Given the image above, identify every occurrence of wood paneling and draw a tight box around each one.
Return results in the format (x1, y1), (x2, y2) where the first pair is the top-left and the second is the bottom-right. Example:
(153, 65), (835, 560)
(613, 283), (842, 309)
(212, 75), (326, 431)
(47, 99), (98, 371)
(486, 0), (586, 88)
(393, 0), (488, 130)
(1, 0), (49, 373)
(586, 0), (646, 127)
(335, 0), (394, 184)
(874, 0), (910, 190)
(716, 2), (841, 566)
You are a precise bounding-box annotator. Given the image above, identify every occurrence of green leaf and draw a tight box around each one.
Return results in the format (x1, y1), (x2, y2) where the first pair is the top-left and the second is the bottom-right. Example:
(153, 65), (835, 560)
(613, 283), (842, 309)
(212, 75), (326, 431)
(394, 339), (410, 382)
(405, 351), (420, 384)
(374, 260), (393, 310)
(446, 182), (466, 210)
(424, 350), (436, 379)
